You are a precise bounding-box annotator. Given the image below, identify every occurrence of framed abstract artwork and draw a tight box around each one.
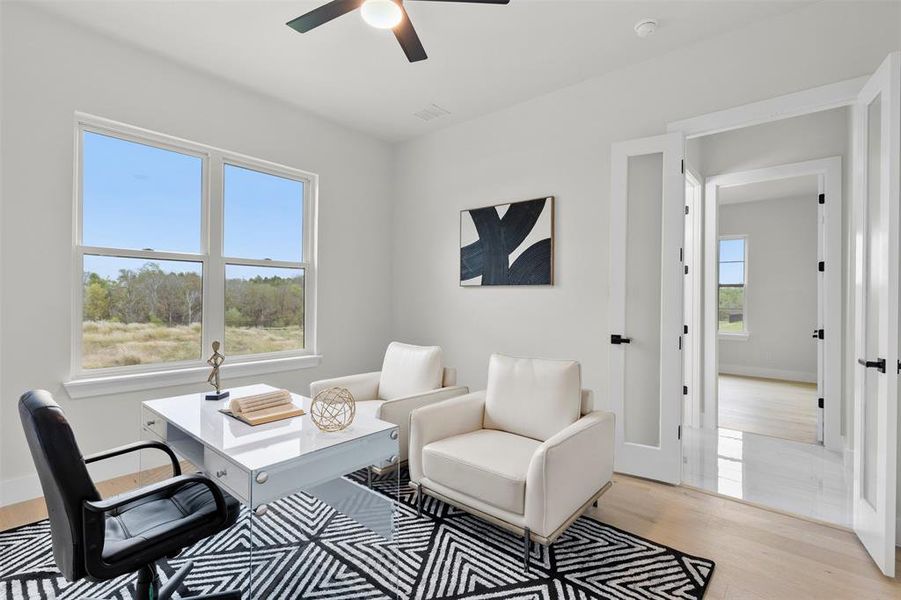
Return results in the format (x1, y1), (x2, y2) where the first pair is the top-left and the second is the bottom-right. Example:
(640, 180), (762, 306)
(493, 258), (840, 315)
(460, 196), (554, 286)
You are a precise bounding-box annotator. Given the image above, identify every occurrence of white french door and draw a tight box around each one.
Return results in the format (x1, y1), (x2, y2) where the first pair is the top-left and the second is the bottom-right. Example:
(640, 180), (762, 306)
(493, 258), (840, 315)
(816, 176), (825, 445)
(852, 51), (899, 578)
(609, 132), (685, 484)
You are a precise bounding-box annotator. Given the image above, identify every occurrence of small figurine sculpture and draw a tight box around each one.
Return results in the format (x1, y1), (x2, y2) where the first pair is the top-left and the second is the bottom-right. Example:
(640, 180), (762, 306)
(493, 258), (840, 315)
(205, 341), (229, 400)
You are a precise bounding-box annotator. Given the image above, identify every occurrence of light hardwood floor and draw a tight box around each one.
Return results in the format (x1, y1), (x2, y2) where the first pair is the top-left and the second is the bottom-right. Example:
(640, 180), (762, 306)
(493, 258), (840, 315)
(718, 374), (818, 444)
(2, 470), (898, 598)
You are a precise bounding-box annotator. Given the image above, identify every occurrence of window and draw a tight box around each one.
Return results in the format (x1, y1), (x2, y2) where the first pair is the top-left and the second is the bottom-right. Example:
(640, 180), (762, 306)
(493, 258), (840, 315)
(718, 237), (747, 334)
(75, 117), (316, 377)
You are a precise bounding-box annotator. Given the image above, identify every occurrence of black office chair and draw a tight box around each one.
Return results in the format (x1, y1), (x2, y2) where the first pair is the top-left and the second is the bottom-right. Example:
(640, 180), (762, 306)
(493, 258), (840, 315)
(19, 390), (243, 600)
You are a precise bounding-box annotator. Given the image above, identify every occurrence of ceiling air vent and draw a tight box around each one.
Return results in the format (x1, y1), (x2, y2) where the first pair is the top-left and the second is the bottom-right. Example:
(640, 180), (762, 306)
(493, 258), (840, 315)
(413, 103), (451, 122)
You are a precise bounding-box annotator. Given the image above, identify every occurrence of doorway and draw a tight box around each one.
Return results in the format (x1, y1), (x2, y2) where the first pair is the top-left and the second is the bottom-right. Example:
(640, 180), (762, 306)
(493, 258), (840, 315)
(703, 158), (843, 452)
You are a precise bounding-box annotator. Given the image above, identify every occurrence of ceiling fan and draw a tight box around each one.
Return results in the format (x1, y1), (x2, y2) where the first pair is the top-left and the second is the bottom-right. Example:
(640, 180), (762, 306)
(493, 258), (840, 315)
(286, 0), (511, 63)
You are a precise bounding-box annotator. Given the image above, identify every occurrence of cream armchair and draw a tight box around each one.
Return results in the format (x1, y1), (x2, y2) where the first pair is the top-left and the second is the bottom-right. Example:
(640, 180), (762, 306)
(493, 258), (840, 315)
(310, 342), (468, 471)
(408, 354), (614, 571)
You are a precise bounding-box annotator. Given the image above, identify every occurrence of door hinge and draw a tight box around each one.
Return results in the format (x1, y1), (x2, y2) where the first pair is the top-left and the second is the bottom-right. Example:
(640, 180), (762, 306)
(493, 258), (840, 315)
(818, 261), (825, 272)
(818, 329), (824, 340)
(685, 205), (690, 215)
(818, 193), (825, 204)
(679, 247), (683, 262)
(610, 334), (632, 345)
(684, 265), (689, 275)
(678, 336), (683, 350)
(818, 397), (824, 409)
(681, 159), (685, 174)
(678, 425), (682, 440)
(683, 385), (688, 395)
(684, 324), (689, 334)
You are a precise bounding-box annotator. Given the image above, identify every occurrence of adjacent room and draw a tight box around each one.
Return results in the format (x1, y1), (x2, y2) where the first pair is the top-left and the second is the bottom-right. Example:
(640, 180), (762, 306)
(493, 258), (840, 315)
(1, 1), (900, 599)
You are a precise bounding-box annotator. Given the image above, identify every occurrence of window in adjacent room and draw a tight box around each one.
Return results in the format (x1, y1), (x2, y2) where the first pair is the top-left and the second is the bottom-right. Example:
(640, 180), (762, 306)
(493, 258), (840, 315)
(718, 236), (747, 334)
(75, 118), (315, 374)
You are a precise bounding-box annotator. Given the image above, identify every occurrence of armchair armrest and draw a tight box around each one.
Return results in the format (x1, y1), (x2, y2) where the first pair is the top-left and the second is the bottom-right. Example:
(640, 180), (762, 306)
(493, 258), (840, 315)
(408, 390), (485, 483)
(525, 410), (615, 538)
(84, 440), (181, 477)
(310, 371), (380, 400)
(377, 385), (470, 462)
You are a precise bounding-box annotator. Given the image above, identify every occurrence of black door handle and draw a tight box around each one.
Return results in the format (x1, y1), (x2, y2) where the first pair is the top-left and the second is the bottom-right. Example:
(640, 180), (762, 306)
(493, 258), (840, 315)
(858, 358), (886, 373)
(611, 334), (632, 345)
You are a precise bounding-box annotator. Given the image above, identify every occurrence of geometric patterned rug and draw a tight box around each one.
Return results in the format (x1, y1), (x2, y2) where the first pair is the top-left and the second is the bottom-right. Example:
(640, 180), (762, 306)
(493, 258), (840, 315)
(0, 468), (715, 599)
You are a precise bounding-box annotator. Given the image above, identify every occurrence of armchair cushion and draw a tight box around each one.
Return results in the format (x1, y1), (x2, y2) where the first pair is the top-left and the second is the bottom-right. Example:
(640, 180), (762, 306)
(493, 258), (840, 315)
(423, 429), (540, 514)
(484, 354), (582, 442)
(310, 371), (380, 401)
(408, 391), (486, 482)
(378, 342), (444, 400)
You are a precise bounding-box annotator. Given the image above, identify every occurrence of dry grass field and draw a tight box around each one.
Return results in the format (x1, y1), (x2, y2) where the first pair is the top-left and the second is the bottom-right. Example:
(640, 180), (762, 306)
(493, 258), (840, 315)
(82, 321), (302, 369)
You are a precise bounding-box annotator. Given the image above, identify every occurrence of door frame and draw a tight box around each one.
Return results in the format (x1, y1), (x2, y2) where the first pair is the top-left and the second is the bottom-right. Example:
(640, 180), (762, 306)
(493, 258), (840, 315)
(702, 158), (842, 451)
(683, 167), (704, 428)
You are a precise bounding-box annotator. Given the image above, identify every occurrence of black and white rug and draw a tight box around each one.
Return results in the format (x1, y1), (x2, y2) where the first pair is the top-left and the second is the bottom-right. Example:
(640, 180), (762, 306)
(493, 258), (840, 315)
(0, 469), (714, 599)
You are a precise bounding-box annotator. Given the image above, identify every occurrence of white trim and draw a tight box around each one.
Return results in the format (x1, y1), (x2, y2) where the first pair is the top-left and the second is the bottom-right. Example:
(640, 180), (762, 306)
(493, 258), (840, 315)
(64, 353), (322, 399)
(683, 167), (703, 429)
(70, 112), (319, 382)
(718, 364), (817, 384)
(719, 332), (750, 342)
(667, 76), (867, 139)
(703, 157), (843, 453)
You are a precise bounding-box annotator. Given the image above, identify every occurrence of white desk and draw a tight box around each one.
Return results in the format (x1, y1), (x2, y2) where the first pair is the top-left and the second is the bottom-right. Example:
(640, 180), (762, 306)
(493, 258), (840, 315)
(141, 383), (399, 525)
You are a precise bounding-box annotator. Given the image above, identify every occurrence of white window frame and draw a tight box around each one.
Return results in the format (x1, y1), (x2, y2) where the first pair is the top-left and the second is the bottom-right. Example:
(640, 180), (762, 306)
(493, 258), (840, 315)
(717, 234), (749, 339)
(66, 113), (319, 398)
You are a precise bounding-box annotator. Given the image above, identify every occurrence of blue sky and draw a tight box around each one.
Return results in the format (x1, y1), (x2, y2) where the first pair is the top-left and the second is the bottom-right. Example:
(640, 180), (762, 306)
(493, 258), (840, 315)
(82, 132), (303, 279)
(719, 238), (745, 285)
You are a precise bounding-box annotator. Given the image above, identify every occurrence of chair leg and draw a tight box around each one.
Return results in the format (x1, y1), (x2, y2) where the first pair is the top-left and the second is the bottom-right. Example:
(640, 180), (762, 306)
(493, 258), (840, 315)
(416, 483), (423, 518)
(523, 527), (531, 573)
(157, 560), (192, 600)
(592, 499), (598, 508)
(134, 564), (159, 600)
(367, 466), (373, 489)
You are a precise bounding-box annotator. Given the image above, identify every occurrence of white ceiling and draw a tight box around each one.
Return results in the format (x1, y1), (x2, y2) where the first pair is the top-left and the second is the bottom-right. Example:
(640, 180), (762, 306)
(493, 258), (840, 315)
(32, 0), (812, 141)
(718, 174), (819, 205)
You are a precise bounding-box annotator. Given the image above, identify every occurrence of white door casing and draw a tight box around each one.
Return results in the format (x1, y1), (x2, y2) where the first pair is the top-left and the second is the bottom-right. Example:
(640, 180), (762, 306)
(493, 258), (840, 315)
(851, 51), (899, 578)
(703, 157), (843, 452)
(609, 132), (685, 484)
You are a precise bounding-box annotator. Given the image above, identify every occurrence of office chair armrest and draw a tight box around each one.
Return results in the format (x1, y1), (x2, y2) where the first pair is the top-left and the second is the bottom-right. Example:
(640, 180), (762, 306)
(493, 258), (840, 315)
(84, 440), (181, 477)
(83, 474), (226, 515)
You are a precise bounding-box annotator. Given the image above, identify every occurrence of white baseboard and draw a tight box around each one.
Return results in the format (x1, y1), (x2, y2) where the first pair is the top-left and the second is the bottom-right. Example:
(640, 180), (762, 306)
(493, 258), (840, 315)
(718, 364), (817, 384)
(1, 453), (150, 507)
(0, 473), (43, 506)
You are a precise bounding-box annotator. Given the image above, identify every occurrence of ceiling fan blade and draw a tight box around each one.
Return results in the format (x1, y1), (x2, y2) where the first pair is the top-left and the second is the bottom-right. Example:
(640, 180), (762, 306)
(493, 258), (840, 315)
(286, 0), (365, 33)
(408, 0), (510, 3)
(394, 6), (428, 63)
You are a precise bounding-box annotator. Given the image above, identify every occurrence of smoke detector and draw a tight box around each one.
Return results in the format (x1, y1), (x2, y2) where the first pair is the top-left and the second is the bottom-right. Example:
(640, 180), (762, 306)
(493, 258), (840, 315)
(634, 19), (658, 38)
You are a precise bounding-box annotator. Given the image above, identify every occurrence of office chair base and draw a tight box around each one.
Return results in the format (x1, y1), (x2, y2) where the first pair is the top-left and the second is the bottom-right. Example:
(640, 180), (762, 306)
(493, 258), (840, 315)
(134, 560), (241, 600)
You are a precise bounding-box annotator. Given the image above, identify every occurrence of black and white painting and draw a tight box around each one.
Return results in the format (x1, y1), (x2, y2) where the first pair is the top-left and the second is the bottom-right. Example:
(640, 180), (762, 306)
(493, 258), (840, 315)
(460, 196), (554, 286)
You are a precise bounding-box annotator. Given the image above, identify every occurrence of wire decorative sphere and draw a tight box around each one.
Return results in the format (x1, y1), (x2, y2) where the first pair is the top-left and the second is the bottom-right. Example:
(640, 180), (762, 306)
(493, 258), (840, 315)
(310, 387), (356, 432)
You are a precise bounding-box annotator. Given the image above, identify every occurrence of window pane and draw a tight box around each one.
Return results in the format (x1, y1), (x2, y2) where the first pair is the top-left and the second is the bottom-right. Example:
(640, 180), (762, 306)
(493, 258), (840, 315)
(719, 261), (745, 285)
(224, 164), (304, 261)
(225, 265), (304, 355)
(719, 238), (744, 262)
(82, 132), (202, 252)
(718, 286), (744, 332)
(82, 256), (203, 369)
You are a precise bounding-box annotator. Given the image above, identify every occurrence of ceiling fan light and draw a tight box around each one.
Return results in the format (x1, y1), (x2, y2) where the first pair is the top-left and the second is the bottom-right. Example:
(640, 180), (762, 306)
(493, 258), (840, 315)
(361, 0), (403, 29)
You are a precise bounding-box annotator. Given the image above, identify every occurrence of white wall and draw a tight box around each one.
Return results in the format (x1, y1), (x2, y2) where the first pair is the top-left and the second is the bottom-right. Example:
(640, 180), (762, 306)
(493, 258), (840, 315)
(718, 196), (818, 382)
(0, 3), (395, 504)
(391, 1), (899, 400)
